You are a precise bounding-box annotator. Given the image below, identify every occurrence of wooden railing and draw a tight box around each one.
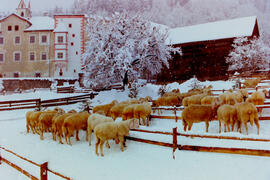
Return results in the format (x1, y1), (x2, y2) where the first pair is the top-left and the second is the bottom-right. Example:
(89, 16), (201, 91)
(0, 93), (97, 111)
(0, 146), (72, 180)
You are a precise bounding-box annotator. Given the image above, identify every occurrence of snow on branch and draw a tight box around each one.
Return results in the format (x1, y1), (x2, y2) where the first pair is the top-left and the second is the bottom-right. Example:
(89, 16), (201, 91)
(82, 12), (181, 88)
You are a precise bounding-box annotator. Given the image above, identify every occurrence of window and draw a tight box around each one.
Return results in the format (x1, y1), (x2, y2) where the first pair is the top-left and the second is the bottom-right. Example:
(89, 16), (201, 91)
(71, 42), (74, 46)
(15, 36), (20, 44)
(8, 26), (12, 31)
(30, 35), (35, 44)
(14, 52), (21, 61)
(68, 24), (72, 28)
(0, 53), (4, 62)
(57, 52), (64, 59)
(41, 52), (47, 60)
(72, 34), (75, 38)
(15, 25), (19, 31)
(13, 72), (19, 78)
(0, 37), (3, 45)
(29, 52), (35, 61)
(57, 36), (64, 43)
(76, 51), (78, 55)
(41, 35), (47, 43)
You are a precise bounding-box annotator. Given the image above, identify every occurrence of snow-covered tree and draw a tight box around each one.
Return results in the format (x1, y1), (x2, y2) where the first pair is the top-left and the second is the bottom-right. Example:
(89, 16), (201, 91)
(226, 36), (270, 74)
(82, 12), (181, 88)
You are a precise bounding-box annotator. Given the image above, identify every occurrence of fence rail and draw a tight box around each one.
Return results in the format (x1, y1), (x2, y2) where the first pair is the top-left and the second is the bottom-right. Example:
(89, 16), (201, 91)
(128, 128), (270, 158)
(0, 146), (71, 180)
(0, 93), (97, 111)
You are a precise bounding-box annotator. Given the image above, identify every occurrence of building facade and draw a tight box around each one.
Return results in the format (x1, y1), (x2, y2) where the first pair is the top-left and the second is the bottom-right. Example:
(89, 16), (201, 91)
(0, 0), (85, 78)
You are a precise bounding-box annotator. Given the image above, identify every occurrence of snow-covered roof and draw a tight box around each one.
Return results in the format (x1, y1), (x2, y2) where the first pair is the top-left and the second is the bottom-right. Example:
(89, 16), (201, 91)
(54, 22), (68, 32)
(166, 16), (257, 45)
(24, 16), (54, 31)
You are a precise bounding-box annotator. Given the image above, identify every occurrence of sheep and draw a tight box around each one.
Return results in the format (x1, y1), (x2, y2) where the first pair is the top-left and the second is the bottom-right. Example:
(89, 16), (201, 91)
(87, 113), (114, 146)
(235, 102), (260, 135)
(181, 100), (220, 132)
(92, 100), (118, 116)
(51, 111), (77, 144)
(217, 104), (237, 133)
(238, 89), (249, 101)
(110, 101), (129, 120)
(246, 89), (267, 116)
(243, 78), (261, 88)
(62, 111), (90, 145)
(182, 93), (208, 107)
(152, 95), (181, 115)
(134, 102), (151, 126)
(26, 110), (49, 134)
(201, 96), (219, 105)
(94, 118), (136, 157)
(218, 90), (236, 105)
(38, 111), (62, 140)
(122, 104), (137, 121)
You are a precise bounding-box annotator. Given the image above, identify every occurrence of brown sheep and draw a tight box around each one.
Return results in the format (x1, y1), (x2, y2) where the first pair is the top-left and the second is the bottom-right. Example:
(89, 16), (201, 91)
(217, 104), (237, 133)
(182, 100), (220, 132)
(134, 102), (151, 126)
(92, 100), (118, 116)
(51, 111), (77, 144)
(201, 96), (219, 105)
(246, 89), (267, 116)
(62, 111), (90, 145)
(94, 118), (136, 157)
(235, 102), (260, 135)
(38, 111), (61, 140)
(122, 104), (137, 121)
(243, 78), (261, 88)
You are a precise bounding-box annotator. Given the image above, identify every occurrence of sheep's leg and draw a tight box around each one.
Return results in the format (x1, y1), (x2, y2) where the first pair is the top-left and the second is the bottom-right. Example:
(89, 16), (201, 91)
(76, 130), (80, 141)
(237, 121), (242, 133)
(26, 124), (30, 133)
(88, 129), (92, 146)
(188, 122), (192, 131)
(254, 118), (260, 135)
(244, 122), (249, 135)
(183, 120), (187, 131)
(100, 141), (105, 157)
(119, 136), (125, 152)
(205, 121), (209, 132)
(95, 138), (100, 156)
(147, 116), (149, 126)
(218, 120), (221, 133)
(85, 129), (88, 141)
(224, 123), (227, 132)
(57, 133), (63, 144)
(105, 141), (110, 148)
(68, 135), (72, 146)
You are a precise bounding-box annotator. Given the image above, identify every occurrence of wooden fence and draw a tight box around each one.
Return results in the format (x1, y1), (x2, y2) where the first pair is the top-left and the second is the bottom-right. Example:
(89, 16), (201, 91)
(0, 146), (72, 180)
(127, 128), (270, 158)
(0, 93), (97, 111)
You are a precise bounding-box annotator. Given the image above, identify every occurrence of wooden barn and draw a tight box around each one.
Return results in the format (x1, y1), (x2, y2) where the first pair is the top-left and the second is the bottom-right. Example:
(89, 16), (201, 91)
(157, 16), (260, 82)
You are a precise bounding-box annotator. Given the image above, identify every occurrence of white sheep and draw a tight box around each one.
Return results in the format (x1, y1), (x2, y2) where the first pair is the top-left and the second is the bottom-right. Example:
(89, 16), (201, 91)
(246, 89), (267, 116)
(87, 113), (114, 146)
(94, 118), (136, 157)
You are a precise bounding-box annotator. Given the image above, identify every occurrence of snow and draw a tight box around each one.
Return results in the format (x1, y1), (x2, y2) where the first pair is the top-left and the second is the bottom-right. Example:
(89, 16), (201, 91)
(25, 16), (54, 31)
(1, 78), (270, 180)
(166, 16), (257, 45)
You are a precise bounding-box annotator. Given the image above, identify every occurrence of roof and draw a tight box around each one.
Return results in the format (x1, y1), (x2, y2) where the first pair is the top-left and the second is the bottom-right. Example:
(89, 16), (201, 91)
(24, 16), (54, 31)
(0, 13), (31, 25)
(54, 22), (68, 32)
(166, 16), (258, 45)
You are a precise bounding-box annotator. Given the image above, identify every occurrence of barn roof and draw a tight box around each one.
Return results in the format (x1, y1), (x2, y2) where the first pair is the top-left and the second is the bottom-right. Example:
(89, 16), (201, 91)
(166, 16), (258, 45)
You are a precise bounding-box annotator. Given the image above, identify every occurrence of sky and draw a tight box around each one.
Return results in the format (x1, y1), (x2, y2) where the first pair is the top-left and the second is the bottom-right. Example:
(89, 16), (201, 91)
(0, 0), (75, 13)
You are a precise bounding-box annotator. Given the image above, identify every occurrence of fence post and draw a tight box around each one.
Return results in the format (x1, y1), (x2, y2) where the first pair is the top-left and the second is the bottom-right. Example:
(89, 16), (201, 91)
(174, 106), (177, 122)
(172, 127), (177, 159)
(36, 99), (41, 111)
(0, 150), (2, 165)
(40, 162), (48, 180)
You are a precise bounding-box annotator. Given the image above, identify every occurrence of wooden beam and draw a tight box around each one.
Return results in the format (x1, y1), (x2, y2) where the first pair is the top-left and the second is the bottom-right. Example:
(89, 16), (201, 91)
(178, 145), (270, 157)
(2, 157), (39, 180)
(126, 136), (173, 148)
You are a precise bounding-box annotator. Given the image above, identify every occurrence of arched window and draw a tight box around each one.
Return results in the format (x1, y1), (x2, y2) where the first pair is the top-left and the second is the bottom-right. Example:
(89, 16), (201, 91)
(21, 12), (24, 17)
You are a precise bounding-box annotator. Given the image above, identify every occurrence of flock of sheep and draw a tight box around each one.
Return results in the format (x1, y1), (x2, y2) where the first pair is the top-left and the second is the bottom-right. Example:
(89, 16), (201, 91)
(25, 97), (152, 156)
(25, 77), (267, 156)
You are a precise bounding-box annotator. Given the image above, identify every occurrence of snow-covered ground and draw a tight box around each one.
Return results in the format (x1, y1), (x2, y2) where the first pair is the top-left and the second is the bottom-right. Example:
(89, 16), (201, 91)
(1, 78), (270, 180)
